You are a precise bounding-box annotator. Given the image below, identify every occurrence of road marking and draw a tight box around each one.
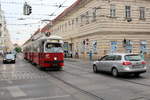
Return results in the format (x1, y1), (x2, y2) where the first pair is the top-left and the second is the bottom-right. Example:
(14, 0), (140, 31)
(6, 86), (26, 97)
(21, 95), (70, 100)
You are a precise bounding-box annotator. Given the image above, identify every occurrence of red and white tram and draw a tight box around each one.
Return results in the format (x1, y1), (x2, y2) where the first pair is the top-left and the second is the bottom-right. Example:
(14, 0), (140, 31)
(23, 35), (64, 70)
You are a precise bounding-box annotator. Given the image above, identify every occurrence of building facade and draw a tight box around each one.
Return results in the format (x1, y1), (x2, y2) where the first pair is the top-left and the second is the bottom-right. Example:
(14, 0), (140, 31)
(50, 0), (150, 60)
(0, 4), (13, 54)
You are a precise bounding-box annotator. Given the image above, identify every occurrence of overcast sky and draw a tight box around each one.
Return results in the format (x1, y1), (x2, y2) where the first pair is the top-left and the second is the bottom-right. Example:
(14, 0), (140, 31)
(1, 0), (76, 45)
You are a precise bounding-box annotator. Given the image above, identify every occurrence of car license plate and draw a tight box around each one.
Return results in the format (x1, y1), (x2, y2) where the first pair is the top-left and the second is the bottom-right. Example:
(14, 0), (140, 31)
(132, 65), (143, 68)
(7, 60), (11, 62)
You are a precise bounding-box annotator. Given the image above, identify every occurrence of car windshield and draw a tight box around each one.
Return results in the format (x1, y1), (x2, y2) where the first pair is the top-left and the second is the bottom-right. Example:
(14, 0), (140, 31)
(5, 54), (15, 59)
(45, 43), (63, 53)
(125, 54), (142, 61)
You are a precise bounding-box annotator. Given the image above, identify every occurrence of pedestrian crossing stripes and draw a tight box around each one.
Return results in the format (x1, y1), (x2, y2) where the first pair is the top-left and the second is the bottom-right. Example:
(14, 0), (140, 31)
(0, 71), (50, 81)
(6, 86), (26, 97)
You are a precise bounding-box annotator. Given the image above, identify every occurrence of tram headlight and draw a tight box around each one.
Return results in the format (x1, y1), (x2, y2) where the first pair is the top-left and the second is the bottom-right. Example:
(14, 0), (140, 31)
(54, 57), (57, 60)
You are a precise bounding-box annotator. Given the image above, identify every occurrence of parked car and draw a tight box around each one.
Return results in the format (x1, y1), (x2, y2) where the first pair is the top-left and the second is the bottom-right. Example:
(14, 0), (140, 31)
(93, 53), (147, 77)
(3, 54), (16, 64)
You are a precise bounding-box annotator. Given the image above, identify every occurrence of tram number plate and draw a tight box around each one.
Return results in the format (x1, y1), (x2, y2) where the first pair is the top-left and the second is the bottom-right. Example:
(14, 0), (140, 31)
(53, 64), (58, 66)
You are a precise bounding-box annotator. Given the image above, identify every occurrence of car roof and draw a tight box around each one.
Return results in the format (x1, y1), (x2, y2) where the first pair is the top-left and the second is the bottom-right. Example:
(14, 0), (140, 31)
(107, 53), (139, 56)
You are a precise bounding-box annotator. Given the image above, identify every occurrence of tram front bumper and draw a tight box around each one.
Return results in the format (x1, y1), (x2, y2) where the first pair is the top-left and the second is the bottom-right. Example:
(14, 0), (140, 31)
(44, 60), (64, 67)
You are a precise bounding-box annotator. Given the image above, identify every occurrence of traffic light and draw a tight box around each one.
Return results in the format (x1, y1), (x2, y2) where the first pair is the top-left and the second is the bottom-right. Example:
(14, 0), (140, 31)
(23, 2), (32, 15)
(23, 2), (28, 15)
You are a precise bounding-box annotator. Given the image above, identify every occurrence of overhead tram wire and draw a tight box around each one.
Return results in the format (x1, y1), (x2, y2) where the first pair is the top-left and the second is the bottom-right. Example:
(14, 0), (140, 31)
(6, 23), (39, 26)
(5, 16), (45, 20)
(0, 1), (68, 7)
(4, 12), (56, 16)
(49, 0), (68, 17)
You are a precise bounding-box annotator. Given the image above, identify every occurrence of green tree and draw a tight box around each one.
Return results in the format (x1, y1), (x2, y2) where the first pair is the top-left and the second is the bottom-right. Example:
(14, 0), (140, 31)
(14, 47), (22, 53)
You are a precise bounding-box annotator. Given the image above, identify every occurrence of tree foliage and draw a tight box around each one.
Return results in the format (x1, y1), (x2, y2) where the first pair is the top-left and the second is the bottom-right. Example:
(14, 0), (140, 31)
(14, 47), (22, 53)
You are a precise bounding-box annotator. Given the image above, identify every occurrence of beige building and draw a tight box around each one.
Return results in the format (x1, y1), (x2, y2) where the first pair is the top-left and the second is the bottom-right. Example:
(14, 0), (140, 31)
(48, 0), (150, 59)
(0, 4), (13, 54)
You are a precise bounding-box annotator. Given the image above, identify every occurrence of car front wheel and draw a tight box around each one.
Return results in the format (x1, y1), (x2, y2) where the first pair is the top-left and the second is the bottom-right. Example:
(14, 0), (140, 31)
(93, 65), (98, 73)
(112, 68), (119, 77)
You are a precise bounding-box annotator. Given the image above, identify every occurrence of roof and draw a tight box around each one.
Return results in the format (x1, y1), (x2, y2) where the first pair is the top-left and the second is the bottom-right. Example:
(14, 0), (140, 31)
(53, 0), (82, 24)
(107, 53), (140, 55)
(40, 24), (52, 33)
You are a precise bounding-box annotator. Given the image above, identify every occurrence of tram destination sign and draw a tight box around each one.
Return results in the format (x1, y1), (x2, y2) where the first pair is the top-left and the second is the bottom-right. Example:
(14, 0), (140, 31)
(47, 39), (60, 43)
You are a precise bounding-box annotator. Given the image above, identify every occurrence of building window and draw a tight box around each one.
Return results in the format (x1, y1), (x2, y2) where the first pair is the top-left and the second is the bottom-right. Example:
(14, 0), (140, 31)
(92, 8), (97, 21)
(76, 17), (78, 24)
(68, 20), (71, 26)
(80, 15), (84, 26)
(110, 4), (116, 18)
(61, 24), (64, 31)
(139, 7), (145, 20)
(111, 41), (117, 53)
(140, 41), (147, 53)
(65, 22), (67, 29)
(86, 11), (89, 24)
(125, 6), (131, 18)
(72, 19), (74, 25)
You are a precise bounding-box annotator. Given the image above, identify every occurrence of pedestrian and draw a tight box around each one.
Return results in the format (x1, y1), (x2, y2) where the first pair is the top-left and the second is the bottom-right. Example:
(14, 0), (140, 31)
(75, 51), (79, 58)
(89, 50), (92, 61)
(70, 51), (72, 58)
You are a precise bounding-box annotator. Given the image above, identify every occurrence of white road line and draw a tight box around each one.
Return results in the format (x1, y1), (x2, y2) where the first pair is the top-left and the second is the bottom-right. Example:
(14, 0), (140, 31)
(21, 95), (70, 100)
(6, 86), (26, 97)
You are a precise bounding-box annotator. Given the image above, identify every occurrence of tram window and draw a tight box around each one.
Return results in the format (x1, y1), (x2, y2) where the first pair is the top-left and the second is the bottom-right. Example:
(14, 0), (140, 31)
(46, 43), (61, 49)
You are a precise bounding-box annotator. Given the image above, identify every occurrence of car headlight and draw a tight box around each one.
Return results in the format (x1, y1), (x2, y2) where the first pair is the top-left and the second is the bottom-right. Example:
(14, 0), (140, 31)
(54, 57), (57, 60)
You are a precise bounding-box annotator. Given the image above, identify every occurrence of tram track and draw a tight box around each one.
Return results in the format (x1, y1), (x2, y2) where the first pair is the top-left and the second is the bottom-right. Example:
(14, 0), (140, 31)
(47, 72), (105, 100)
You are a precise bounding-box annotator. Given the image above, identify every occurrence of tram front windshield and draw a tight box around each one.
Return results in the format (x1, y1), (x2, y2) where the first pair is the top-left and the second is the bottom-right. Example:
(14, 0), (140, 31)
(45, 43), (63, 53)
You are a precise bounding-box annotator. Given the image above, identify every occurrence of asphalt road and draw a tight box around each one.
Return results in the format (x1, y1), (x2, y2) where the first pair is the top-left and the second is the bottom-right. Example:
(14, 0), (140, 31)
(0, 54), (150, 100)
